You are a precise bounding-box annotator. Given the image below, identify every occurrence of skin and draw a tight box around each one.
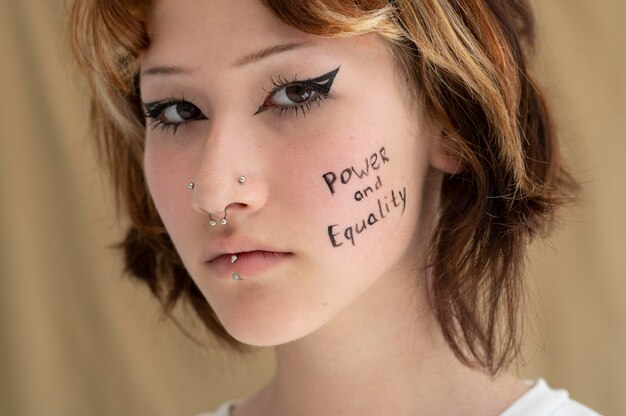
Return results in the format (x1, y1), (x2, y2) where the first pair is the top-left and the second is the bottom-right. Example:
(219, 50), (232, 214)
(140, 0), (530, 415)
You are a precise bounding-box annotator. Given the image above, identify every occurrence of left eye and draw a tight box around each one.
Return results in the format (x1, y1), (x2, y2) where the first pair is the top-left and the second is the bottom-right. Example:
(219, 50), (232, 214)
(270, 84), (317, 106)
(254, 66), (340, 116)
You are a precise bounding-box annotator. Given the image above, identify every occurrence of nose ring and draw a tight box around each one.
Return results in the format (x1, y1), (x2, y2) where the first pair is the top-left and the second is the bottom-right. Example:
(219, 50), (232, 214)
(209, 208), (228, 226)
(187, 176), (246, 227)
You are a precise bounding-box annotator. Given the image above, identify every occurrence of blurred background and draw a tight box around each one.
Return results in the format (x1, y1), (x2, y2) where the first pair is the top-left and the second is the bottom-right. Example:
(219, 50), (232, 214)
(1, 0), (624, 414)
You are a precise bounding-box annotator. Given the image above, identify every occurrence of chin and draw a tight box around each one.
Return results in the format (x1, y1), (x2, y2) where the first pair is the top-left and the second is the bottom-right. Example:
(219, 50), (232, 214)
(218, 302), (332, 347)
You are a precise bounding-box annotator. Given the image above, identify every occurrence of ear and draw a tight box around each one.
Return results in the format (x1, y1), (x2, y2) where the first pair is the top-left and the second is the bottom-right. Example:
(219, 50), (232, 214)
(429, 130), (466, 175)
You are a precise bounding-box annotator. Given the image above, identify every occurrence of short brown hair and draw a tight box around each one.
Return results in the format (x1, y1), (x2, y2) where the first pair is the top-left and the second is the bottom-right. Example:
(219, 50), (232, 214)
(68, 0), (576, 375)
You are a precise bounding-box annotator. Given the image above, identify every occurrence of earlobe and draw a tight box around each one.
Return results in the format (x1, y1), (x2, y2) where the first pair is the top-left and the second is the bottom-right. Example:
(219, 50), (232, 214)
(430, 130), (466, 175)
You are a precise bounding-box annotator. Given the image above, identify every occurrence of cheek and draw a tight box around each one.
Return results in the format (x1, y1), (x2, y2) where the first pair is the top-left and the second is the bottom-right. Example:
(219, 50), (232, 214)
(274, 111), (427, 280)
(143, 140), (194, 241)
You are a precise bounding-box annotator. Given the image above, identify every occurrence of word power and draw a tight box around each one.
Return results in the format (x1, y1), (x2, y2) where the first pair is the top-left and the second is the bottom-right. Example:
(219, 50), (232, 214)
(322, 146), (389, 195)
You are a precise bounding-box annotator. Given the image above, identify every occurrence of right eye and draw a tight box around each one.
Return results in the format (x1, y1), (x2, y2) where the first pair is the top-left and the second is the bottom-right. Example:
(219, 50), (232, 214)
(143, 99), (207, 134)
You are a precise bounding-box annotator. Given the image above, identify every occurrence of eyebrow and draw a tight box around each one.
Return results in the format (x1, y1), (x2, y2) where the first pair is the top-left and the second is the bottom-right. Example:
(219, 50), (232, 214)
(231, 41), (310, 68)
(141, 41), (311, 77)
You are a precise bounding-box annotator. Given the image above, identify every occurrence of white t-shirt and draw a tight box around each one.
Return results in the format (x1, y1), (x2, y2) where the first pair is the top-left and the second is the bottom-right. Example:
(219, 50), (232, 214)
(196, 378), (601, 416)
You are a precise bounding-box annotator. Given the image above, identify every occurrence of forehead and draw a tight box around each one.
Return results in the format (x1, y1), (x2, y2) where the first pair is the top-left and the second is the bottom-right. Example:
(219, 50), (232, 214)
(142, 0), (313, 69)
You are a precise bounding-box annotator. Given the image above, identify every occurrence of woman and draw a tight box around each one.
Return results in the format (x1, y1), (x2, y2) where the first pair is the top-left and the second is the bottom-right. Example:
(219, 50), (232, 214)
(68, 0), (600, 415)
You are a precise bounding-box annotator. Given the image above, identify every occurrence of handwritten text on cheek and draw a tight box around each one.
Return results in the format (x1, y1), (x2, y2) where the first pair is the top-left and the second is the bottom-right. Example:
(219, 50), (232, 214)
(322, 146), (407, 247)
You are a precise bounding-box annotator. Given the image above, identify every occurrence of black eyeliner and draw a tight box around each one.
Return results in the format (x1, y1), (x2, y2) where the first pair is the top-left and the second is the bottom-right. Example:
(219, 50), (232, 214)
(302, 65), (340, 94)
(253, 65), (341, 116)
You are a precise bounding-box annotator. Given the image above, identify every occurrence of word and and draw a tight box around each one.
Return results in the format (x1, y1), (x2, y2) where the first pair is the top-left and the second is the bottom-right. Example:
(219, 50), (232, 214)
(354, 175), (382, 201)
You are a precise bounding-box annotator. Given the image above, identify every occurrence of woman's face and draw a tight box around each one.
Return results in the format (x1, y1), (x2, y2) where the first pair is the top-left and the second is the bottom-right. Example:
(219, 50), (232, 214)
(141, 0), (445, 345)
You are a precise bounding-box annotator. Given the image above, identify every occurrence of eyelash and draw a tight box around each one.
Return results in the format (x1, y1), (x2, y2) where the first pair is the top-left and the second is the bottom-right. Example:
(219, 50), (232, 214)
(143, 67), (339, 135)
(263, 74), (330, 118)
(144, 96), (198, 135)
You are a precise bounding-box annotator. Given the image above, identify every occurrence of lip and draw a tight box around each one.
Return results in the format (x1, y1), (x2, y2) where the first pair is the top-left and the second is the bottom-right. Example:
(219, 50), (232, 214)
(203, 236), (293, 279)
(207, 250), (293, 279)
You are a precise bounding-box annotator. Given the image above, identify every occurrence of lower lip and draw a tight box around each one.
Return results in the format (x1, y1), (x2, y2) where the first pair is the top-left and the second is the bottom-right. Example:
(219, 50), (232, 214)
(207, 251), (293, 279)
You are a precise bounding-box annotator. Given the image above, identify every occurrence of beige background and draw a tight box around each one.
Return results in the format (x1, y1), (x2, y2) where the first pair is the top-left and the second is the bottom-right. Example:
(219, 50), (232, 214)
(1, 0), (624, 415)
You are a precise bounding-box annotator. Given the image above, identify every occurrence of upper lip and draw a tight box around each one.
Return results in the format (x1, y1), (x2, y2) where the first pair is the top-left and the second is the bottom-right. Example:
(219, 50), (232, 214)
(203, 235), (290, 263)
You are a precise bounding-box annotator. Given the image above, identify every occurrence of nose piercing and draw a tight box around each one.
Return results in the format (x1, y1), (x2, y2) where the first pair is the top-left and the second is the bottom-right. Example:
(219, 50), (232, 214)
(208, 208), (228, 226)
(186, 176), (245, 190)
(187, 175), (246, 226)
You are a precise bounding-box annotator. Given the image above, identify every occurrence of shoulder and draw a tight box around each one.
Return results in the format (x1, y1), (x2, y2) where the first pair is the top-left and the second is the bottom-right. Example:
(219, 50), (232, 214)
(195, 399), (240, 416)
(501, 378), (602, 416)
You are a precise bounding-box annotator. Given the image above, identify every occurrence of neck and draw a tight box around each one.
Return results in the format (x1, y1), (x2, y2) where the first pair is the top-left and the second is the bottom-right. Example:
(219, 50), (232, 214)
(231, 170), (528, 416)
(236, 267), (527, 416)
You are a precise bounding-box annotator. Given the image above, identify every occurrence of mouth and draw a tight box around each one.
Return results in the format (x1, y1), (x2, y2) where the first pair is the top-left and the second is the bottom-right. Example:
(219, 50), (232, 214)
(207, 250), (293, 279)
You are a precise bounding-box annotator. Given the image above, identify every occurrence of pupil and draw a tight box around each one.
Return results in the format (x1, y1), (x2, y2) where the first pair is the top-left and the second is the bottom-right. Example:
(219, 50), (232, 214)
(286, 85), (311, 103)
(177, 102), (199, 119)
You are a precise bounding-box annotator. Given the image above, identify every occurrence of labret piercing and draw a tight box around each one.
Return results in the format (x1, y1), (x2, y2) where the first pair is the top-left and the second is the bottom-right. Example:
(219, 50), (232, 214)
(231, 255), (243, 280)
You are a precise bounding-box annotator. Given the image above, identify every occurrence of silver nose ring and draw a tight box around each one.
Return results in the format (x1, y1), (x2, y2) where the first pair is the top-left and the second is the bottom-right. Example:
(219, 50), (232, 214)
(209, 208), (228, 226)
(187, 176), (245, 227)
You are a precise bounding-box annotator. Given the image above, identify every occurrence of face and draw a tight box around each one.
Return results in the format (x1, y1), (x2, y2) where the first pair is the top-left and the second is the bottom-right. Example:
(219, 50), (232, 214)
(140, 0), (445, 346)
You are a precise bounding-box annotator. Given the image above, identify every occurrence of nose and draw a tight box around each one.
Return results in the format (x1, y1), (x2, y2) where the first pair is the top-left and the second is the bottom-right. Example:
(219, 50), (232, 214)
(189, 118), (268, 223)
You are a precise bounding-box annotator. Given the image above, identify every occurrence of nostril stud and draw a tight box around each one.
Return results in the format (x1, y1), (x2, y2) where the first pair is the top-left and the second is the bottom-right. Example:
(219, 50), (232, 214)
(187, 182), (195, 190)
(239, 176), (246, 184)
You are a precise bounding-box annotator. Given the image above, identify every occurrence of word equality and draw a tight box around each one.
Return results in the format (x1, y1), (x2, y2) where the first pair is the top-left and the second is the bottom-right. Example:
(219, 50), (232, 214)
(328, 186), (407, 247)
(322, 146), (389, 196)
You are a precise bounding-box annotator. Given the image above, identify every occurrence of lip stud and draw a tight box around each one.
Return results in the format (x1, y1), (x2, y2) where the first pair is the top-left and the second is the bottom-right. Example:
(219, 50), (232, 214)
(232, 272), (243, 280)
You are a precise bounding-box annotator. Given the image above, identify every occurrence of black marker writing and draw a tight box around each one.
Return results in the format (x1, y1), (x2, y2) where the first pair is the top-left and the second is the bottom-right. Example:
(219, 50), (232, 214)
(327, 186), (407, 247)
(322, 146), (389, 195)
(354, 175), (383, 201)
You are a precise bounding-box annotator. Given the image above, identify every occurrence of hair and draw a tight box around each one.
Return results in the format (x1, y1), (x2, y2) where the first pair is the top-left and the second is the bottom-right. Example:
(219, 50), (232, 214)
(68, 0), (576, 375)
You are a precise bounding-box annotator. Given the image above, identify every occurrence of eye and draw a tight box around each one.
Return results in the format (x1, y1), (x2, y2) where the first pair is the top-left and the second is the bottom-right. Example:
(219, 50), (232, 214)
(254, 66), (340, 117)
(143, 99), (207, 134)
(271, 84), (317, 106)
(161, 102), (203, 123)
